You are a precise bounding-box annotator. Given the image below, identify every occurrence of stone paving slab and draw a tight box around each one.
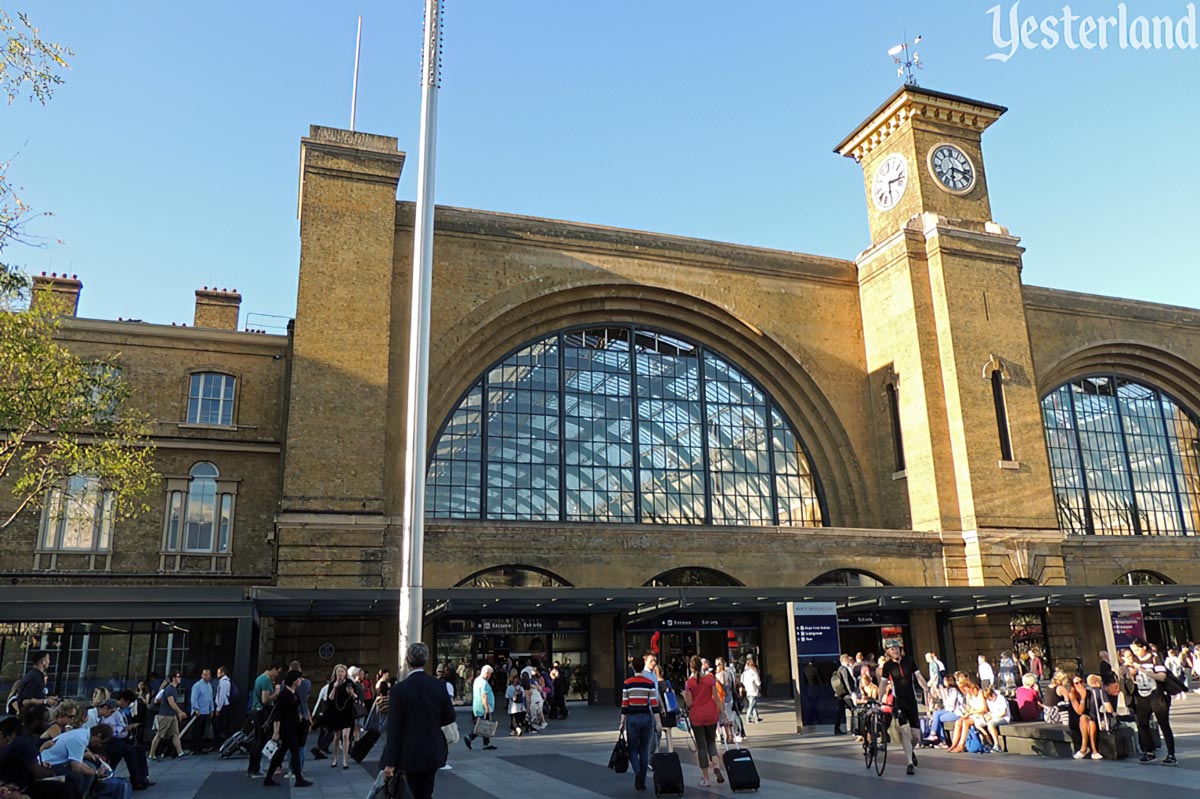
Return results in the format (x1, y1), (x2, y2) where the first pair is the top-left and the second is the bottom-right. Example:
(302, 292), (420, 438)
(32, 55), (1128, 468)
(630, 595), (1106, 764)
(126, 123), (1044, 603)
(125, 698), (1199, 798)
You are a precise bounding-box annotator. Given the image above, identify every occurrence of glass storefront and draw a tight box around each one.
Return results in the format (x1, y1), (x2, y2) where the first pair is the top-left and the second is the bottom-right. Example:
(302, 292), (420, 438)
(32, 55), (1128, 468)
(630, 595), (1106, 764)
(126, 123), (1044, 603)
(0, 619), (238, 700)
(1144, 608), (1192, 650)
(434, 616), (591, 703)
(836, 610), (910, 658)
(625, 613), (762, 689)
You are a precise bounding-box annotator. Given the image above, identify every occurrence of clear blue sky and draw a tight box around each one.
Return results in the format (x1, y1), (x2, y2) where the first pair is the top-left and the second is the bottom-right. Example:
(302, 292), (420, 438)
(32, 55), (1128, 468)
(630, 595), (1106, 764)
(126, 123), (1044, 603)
(5, 1), (1198, 325)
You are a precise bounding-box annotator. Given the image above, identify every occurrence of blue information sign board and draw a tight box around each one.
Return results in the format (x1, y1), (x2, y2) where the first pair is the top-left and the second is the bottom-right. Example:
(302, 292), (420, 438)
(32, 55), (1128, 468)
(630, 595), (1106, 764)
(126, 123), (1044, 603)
(790, 602), (841, 658)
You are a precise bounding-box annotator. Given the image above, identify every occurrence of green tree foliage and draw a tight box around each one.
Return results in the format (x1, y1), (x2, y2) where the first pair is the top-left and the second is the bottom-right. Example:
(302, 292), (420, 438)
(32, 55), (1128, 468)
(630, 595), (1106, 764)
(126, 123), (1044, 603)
(0, 11), (157, 530)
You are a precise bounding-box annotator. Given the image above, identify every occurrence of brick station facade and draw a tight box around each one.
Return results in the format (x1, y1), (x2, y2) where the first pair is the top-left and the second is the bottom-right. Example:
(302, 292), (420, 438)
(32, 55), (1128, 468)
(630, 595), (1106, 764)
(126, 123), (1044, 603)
(3, 85), (1200, 704)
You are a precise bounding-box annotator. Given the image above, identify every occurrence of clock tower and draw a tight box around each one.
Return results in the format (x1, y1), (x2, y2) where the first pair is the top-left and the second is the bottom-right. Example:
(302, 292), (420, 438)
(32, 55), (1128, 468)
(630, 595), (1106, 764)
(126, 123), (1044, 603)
(837, 86), (1061, 589)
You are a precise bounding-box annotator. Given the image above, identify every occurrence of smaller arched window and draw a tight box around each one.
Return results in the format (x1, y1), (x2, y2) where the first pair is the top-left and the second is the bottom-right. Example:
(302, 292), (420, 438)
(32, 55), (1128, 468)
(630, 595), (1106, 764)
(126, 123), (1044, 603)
(454, 565), (572, 589)
(808, 569), (891, 588)
(187, 372), (236, 426)
(164, 462), (234, 555)
(1113, 570), (1174, 586)
(644, 567), (743, 587)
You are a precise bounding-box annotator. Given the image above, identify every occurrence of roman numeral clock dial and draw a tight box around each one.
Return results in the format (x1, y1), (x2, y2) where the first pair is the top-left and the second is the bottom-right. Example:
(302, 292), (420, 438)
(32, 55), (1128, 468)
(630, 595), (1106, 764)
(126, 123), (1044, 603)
(871, 153), (908, 212)
(928, 143), (976, 195)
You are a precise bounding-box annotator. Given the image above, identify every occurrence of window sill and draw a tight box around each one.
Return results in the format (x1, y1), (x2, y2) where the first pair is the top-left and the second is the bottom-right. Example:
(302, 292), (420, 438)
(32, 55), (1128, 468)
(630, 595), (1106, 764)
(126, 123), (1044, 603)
(891, 469), (907, 481)
(33, 552), (112, 572)
(159, 552), (232, 574)
(176, 423), (239, 432)
(998, 460), (1021, 470)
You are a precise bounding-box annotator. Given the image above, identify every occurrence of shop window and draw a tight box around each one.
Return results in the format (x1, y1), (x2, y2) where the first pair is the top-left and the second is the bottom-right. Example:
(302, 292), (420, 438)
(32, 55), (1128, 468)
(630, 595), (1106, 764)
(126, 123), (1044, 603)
(643, 567), (743, 587)
(808, 569), (890, 587)
(1009, 611), (1047, 662)
(454, 565), (572, 589)
(186, 372), (236, 426)
(1112, 570), (1173, 586)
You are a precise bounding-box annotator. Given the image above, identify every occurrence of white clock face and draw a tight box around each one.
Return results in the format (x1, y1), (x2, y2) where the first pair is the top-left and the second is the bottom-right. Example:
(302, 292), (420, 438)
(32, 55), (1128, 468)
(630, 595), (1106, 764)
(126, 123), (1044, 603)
(871, 153), (908, 211)
(928, 143), (976, 194)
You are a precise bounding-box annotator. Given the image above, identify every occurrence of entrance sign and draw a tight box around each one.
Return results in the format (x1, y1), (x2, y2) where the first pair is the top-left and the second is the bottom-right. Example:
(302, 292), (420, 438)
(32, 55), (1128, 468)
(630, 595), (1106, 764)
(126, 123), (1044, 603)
(786, 601), (841, 734)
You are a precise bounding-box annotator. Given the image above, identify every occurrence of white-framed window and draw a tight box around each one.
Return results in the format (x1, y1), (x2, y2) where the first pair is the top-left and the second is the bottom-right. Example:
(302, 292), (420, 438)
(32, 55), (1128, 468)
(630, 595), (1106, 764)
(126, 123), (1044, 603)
(186, 372), (236, 426)
(39, 475), (114, 552)
(163, 462), (234, 554)
(87, 363), (123, 422)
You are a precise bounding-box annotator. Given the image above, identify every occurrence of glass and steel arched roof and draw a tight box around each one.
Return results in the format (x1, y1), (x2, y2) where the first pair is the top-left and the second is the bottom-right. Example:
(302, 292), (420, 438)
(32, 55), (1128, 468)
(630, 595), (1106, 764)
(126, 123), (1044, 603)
(426, 326), (825, 526)
(1041, 374), (1200, 536)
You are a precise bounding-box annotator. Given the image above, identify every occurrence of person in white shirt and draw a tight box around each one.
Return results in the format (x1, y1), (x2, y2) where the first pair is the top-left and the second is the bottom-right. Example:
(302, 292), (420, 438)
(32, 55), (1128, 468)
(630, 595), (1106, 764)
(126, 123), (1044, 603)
(741, 658), (762, 722)
(977, 655), (996, 690)
(980, 687), (1011, 751)
(214, 666), (233, 742)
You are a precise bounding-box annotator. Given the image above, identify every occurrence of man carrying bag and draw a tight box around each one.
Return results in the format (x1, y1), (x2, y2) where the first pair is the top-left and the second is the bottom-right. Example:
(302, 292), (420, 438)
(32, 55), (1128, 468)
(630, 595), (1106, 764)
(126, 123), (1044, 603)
(378, 643), (457, 799)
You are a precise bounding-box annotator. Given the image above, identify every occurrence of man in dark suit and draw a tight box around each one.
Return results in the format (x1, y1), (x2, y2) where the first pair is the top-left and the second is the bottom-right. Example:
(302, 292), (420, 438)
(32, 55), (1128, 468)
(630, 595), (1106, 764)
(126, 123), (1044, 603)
(381, 642), (457, 799)
(835, 654), (857, 736)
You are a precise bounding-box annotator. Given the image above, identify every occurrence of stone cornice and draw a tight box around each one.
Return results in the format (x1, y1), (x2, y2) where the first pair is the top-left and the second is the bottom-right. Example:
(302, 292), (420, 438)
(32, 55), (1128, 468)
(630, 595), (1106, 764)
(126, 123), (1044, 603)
(834, 86), (1007, 163)
(1024, 285), (1200, 328)
(59, 317), (287, 353)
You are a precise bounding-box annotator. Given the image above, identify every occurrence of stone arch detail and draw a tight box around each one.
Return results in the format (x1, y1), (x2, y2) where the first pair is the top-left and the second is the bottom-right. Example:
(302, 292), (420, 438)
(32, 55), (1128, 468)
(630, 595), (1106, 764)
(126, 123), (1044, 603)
(427, 283), (876, 528)
(1038, 342), (1200, 414)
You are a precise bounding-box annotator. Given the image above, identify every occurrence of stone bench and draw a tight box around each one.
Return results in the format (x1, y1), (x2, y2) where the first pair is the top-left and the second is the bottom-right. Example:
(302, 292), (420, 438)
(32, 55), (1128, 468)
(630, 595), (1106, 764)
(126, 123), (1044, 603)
(997, 722), (1075, 757)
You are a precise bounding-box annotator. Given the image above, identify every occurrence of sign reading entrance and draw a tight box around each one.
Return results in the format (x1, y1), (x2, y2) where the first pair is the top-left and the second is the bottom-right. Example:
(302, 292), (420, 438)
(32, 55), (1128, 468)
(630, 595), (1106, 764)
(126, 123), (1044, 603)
(790, 602), (841, 658)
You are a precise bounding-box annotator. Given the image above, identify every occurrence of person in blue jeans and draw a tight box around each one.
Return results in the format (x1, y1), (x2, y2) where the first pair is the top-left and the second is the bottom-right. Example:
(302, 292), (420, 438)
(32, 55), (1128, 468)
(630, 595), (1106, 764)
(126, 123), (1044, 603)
(464, 664), (497, 750)
(621, 658), (662, 792)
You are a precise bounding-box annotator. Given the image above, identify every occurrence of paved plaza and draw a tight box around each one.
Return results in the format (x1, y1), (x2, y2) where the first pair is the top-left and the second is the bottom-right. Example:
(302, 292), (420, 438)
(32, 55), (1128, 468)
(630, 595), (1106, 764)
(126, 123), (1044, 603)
(126, 699), (1200, 798)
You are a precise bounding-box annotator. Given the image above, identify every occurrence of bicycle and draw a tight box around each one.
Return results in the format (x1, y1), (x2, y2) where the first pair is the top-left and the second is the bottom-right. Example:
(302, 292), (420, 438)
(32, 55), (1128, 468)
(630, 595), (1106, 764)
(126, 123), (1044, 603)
(858, 701), (889, 776)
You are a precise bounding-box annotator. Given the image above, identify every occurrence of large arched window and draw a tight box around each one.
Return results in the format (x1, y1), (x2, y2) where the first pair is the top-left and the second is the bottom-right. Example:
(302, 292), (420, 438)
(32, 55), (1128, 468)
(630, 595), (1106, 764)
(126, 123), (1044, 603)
(426, 326), (825, 526)
(807, 569), (890, 587)
(163, 462), (233, 554)
(1041, 375), (1200, 536)
(1113, 570), (1174, 586)
(454, 565), (572, 589)
(644, 567), (744, 587)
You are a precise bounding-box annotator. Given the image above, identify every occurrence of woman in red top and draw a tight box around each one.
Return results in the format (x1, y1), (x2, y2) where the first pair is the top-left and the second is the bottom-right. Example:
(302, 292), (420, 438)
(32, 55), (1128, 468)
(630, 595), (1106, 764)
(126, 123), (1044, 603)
(684, 655), (724, 787)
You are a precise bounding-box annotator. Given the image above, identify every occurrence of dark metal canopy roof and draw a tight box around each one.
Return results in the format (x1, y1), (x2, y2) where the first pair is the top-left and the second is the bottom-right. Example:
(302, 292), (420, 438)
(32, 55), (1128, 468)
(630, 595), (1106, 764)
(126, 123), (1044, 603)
(251, 584), (1200, 623)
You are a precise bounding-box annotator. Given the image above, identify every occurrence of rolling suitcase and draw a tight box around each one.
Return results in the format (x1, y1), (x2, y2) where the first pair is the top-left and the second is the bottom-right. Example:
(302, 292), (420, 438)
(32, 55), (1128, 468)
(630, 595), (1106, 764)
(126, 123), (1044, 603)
(722, 747), (760, 792)
(350, 729), (381, 762)
(651, 750), (684, 796)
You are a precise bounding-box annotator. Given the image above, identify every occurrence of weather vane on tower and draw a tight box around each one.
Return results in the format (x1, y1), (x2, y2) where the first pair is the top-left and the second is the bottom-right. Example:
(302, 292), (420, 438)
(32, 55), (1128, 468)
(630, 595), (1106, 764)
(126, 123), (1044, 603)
(888, 33), (923, 86)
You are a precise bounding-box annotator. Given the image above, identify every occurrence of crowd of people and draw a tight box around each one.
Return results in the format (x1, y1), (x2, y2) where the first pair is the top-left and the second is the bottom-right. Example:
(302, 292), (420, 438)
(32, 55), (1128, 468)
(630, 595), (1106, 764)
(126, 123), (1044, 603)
(831, 637), (1184, 767)
(617, 651), (764, 791)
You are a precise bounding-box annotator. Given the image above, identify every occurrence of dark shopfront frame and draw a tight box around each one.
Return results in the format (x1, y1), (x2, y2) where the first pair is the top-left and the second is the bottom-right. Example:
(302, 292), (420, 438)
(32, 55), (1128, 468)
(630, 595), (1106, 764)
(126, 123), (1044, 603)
(624, 612), (763, 693)
(434, 615), (592, 702)
(0, 587), (255, 726)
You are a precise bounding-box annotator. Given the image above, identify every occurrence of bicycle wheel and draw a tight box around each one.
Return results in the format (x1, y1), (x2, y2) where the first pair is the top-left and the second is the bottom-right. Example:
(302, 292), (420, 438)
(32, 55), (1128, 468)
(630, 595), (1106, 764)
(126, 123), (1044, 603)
(873, 714), (889, 776)
(862, 730), (874, 770)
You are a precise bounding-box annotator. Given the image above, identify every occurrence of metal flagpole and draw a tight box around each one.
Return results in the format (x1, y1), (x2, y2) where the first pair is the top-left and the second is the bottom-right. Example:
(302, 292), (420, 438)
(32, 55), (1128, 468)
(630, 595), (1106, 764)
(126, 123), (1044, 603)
(350, 15), (363, 131)
(399, 0), (442, 671)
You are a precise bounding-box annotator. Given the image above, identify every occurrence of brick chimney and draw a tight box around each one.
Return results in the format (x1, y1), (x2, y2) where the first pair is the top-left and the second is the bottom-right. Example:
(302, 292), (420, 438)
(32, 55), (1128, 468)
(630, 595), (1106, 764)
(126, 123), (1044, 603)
(193, 287), (241, 330)
(30, 272), (82, 316)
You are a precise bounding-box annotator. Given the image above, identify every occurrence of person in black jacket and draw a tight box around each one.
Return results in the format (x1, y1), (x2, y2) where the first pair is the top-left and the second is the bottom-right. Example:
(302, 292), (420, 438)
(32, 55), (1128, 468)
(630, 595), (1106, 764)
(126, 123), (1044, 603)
(263, 670), (313, 788)
(381, 643), (457, 799)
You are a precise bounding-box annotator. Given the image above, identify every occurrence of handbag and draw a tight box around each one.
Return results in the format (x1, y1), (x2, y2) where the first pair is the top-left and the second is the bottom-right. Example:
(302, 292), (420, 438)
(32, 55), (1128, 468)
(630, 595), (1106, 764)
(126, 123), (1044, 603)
(366, 770), (414, 799)
(1043, 704), (1063, 724)
(472, 716), (498, 738)
(607, 728), (630, 774)
(260, 739), (279, 772)
(441, 721), (460, 746)
(1162, 669), (1187, 696)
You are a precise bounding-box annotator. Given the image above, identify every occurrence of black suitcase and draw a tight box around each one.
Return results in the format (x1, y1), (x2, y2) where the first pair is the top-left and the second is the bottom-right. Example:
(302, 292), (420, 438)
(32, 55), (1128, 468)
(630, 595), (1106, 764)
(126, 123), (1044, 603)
(651, 751), (684, 796)
(722, 747), (760, 792)
(350, 729), (380, 762)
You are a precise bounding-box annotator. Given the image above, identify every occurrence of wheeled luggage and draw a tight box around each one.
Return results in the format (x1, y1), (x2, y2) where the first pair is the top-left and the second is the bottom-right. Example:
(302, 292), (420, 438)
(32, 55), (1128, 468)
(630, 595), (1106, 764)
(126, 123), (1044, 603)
(722, 747), (760, 792)
(351, 729), (381, 762)
(651, 750), (684, 796)
(1096, 726), (1135, 760)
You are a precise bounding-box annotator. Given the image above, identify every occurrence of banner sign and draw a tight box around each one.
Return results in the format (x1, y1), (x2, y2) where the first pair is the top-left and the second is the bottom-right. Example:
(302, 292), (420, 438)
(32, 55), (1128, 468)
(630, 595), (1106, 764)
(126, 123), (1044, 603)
(1107, 599), (1146, 648)
(790, 602), (841, 658)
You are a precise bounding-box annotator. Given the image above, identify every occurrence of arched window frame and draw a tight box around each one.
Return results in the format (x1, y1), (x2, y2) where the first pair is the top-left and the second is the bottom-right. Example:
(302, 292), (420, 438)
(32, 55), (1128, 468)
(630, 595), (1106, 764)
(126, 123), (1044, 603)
(884, 376), (905, 474)
(184, 370), (238, 427)
(426, 325), (827, 527)
(161, 462), (237, 573)
(985, 356), (1016, 464)
(1112, 570), (1174, 586)
(643, 567), (744, 587)
(1041, 373), (1200, 537)
(454, 564), (573, 589)
(807, 569), (891, 587)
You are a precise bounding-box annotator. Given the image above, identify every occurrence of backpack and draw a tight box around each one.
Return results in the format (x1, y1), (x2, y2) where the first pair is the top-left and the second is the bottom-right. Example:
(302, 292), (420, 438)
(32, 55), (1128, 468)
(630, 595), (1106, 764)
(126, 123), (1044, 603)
(831, 670), (849, 698)
(965, 726), (986, 753)
(227, 678), (239, 702)
(1161, 669), (1187, 696)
